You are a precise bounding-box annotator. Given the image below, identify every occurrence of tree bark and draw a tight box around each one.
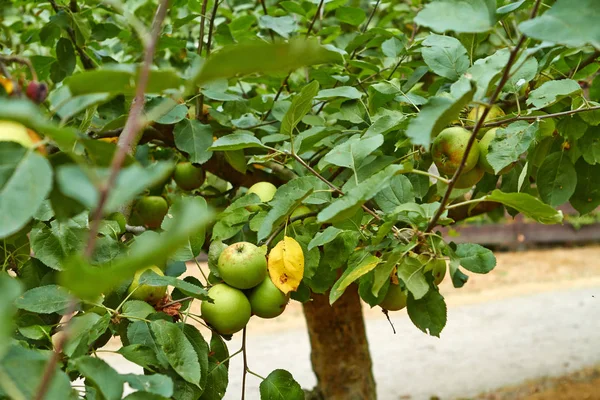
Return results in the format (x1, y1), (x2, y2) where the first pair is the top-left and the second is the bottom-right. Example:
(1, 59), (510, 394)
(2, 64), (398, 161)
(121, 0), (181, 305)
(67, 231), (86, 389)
(303, 286), (376, 400)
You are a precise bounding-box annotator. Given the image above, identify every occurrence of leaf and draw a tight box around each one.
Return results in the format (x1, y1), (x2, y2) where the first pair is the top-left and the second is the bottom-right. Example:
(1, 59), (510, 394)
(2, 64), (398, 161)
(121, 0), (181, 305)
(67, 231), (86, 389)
(259, 369), (304, 400)
(335, 7), (366, 26)
(268, 236), (305, 294)
(537, 152), (577, 207)
(497, 0), (527, 14)
(14, 285), (72, 314)
(374, 175), (415, 213)
(486, 190), (563, 224)
(123, 374), (174, 398)
(421, 34), (469, 81)
(180, 324), (209, 393)
(122, 300), (156, 320)
(415, 0), (496, 33)
(317, 165), (404, 223)
(200, 333), (229, 400)
(209, 132), (264, 151)
(63, 312), (110, 358)
(174, 119), (214, 164)
(138, 269), (209, 300)
(194, 39), (340, 85)
(281, 80), (319, 137)
(329, 253), (379, 304)
(570, 158), (600, 214)
(259, 16), (297, 38)
(579, 126), (600, 164)
(463, 48), (510, 101)
(519, 0), (600, 49)
(161, 196), (208, 261)
(72, 356), (123, 400)
(455, 243), (496, 274)
(0, 142), (53, 239)
(60, 197), (213, 299)
(526, 79), (582, 109)
(505, 56), (538, 93)
(118, 344), (162, 371)
(30, 215), (87, 271)
(0, 275), (21, 358)
(407, 289), (447, 337)
(316, 86), (363, 100)
(151, 320), (201, 387)
(406, 77), (475, 146)
(308, 226), (343, 250)
(396, 256), (429, 300)
(320, 134), (384, 172)
(487, 121), (538, 174)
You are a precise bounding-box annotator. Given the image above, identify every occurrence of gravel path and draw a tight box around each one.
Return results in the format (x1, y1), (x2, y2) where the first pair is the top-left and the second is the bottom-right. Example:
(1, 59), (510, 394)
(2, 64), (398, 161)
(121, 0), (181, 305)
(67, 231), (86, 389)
(103, 285), (600, 399)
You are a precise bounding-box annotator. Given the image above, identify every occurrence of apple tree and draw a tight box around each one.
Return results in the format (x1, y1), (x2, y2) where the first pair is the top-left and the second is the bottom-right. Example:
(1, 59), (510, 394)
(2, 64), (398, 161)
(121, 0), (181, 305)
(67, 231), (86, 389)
(1, 0), (599, 399)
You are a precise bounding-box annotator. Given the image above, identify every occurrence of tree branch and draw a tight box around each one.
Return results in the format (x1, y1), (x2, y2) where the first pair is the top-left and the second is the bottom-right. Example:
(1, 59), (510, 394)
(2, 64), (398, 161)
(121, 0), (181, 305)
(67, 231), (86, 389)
(426, 0), (543, 233)
(258, 0), (275, 41)
(467, 105), (600, 129)
(0, 55), (37, 81)
(195, 0), (209, 120)
(264, 211), (319, 247)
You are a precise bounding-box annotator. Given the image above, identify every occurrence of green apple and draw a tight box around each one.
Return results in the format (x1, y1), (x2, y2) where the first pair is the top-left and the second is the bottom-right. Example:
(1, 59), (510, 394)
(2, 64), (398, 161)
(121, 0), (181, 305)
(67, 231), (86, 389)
(201, 283), (251, 334)
(454, 165), (484, 189)
(432, 259), (446, 285)
(290, 205), (312, 219)
(128, 266), (167, 304)
(379, 283), (407, 311)
(478, 128), (513, 175)
(0, 120), (36, 148)
(247, 182), (277, 211)
(218, 242), (267, 289)
(133, 196), (168, 229)
(173, 162), (206, 191)
(107, 212), (127, 234)
(248, 277), (289, 319)
(431, 127), (480, 175)
(467, 105), (505, 137)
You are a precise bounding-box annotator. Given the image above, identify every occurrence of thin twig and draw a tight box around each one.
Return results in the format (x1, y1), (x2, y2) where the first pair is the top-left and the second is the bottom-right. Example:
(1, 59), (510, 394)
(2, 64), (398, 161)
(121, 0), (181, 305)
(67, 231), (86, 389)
(466, 105), (600, 129)
(196, 0), (209, 120)
(163, 296), (193, 307)
(241, 327), (248, 400)
(48, 0), (96, 69)
(206, 0), (220, 58)
(85, 0), (170, 258)
(264, 211), (318, 247)
(426, 0), (543, 233)
(258, 0), (275, 41)
(0, 55), (38, 81)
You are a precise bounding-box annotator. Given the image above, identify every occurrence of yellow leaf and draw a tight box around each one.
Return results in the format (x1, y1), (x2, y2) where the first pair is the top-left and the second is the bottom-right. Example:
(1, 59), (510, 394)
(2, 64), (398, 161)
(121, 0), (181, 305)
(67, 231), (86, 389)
(268, 236), (304, 294)
(0, 75), (14, 95)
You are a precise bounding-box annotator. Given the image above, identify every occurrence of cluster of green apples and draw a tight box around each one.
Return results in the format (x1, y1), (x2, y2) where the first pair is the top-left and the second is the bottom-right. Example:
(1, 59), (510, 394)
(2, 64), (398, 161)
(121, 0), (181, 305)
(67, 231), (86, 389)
(130, 162), (206, 228)
(202, 241), (290, 335)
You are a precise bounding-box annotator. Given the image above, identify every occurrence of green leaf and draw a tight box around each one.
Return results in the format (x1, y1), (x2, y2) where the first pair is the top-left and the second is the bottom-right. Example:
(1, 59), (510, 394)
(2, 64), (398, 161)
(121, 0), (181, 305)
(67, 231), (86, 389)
(66, 66), (182, 96)
(407, 289), (447, 337)
(138, 269), (209, 300)
(487, 121), (538, 174)
(318, 165), (404, 223)
(122, 300), (156, 320)
(455, 243), (496, 274)
(486, 190), (563, 224)
(396, 255), (429, 300)
(63, 312), (110, 358)
(0, 276), (21, 358)
(71, 356), (123, 400)
(382, 37), (406, 58)
(519, 0), (600, 49)
(180, 324), (209, 393)
(316, 86), (363, 100)
(161, 196), (208, 261)
(259, 369), (304, 400)
(209, 132), (264, 151)
(526, 79), (582, 109)
(281, 81), (319, 137)
(570, 158), (600, 214)
(151, 320), (201, 387)
(463, 48), (509, 101)
(537, 151), (577, 207)
(329, 253), (380, 304)
(372, 249), (405, 297)
(174, 119), (214, 164)
(118, 344), (162, 371)
(415, 0), (496, 33)
(194, 39), (340, 85)
(497, 0), (527, 15)
(123, 373), (174, 398)
(30, 215), (87, 271)
(406, 77), (475, 146)
(0, 143), (53, 239)
(320, 134), (384, 172)
(14, 285), (72, 314)
(374, 175), (415, 213)
(200, 333), (229, 400)
(505, 56), (538, 93)
(307, 226), (343, 250)
(579, 126), (600, 164)
(421, 34), (469, 81)
(335, 7), (366, 26)
(259, 16), (297, 38)
(60, 198), (213, 299)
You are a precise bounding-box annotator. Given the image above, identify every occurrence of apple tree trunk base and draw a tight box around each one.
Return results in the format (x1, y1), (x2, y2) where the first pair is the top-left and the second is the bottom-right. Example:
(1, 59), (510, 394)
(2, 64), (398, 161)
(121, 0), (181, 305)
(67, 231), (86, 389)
(302, 287), (376, 400)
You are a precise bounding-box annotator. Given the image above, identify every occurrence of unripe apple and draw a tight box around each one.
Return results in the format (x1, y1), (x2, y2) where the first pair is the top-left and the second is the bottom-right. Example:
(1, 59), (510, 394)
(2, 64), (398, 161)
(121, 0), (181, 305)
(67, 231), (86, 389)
(454, 165), (484, 189)
(173, 162), (205, 191)
(478, 128), (513, 175)
(218, 242), (267, 289)
(431, 127), (480, 175)
(127, 266), (167, 304)
(290, 205), (312, 219)
(246, 182), (277, 211)
(467, 105), (505, 137)
(248, 277), (289, 319)
(107, 212), (127, 234)
(201, 283), (251, 334)
(133, 196), (168, 229)
(379, 283), (407, 311)
(432, 259), (446, 285)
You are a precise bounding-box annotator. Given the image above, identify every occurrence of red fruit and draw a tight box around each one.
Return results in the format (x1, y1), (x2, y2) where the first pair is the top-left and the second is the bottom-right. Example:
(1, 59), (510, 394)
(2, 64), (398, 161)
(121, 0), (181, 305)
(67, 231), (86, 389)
(26, 81), (48, 104)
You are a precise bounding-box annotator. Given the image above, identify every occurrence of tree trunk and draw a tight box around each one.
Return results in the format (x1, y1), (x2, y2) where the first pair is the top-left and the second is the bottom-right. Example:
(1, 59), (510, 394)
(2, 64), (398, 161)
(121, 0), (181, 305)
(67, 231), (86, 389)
(303, 286), (376, 400)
